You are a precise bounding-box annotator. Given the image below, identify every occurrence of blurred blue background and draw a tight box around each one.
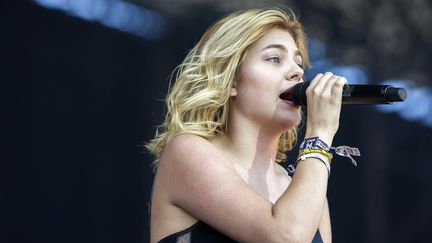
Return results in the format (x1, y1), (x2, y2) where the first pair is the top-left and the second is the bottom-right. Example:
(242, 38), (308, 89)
(3, 0), (432, 242)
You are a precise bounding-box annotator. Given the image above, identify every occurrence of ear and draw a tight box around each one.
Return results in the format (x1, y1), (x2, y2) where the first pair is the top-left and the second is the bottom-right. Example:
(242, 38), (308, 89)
(229, 87), (237, 97)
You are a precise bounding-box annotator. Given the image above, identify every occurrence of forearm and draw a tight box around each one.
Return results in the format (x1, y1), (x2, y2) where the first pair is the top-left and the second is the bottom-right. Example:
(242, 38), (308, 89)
(319, 199), (332, 242)
(272, 158), (329, 241)
(271, 72), (345, 241)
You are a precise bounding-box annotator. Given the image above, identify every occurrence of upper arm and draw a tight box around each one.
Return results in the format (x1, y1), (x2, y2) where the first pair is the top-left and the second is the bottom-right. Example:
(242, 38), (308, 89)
(157, 134), (278, 242)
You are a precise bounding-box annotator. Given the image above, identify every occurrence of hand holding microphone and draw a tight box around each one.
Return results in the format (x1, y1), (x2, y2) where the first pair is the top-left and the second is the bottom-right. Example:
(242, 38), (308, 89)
(300, 73), (348, 145)
(288, 73), (397, 166)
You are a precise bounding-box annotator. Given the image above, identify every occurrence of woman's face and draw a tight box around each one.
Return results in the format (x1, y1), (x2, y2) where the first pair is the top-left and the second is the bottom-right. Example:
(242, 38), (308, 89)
(231, 28), (304, 130)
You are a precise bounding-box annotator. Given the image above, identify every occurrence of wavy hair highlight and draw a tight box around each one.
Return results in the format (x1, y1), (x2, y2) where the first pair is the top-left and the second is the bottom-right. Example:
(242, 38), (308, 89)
(146, 8), (310, 164)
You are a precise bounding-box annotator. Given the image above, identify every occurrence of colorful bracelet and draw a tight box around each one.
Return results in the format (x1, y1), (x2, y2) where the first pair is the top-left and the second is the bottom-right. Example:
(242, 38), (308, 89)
(300, 137), (361, 166)
(297, 152), (331, 175)
(297, 149), (333, 165)
(289, 137), (361, 176)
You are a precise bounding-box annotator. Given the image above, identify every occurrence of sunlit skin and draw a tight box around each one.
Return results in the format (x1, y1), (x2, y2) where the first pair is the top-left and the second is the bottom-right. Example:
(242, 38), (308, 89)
(215, 29), (306, 202)
(151, 27), (346, 243)
(230, 28), (305, 137)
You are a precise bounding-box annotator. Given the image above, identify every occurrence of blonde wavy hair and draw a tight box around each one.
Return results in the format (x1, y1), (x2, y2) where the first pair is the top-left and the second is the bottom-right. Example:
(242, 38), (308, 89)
(146, 8), (310, 164)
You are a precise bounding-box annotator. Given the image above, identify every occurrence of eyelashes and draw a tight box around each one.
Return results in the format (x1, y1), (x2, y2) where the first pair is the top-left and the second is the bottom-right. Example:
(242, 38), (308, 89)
(297, 63), (304, 70)
(267, 56), (281, 63)
(266, 56), (304, 70)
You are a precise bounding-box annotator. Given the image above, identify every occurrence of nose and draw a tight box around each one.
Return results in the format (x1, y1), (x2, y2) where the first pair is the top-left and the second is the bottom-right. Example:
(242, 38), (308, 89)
(285, 63), (304, 83)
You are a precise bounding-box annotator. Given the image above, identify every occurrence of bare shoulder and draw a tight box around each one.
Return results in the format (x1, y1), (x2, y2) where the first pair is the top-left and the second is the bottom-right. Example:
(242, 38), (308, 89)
(154, 133), (239, 204)
(163, 133), (220, 161)
(151, 134), (230, 242)
(158, 134), (232, 175)
(152, 133), (276, 242)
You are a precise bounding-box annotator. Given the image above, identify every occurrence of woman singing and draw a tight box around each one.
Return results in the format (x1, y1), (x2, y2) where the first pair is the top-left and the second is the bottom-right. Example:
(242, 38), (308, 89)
(147, 8), (347, 243)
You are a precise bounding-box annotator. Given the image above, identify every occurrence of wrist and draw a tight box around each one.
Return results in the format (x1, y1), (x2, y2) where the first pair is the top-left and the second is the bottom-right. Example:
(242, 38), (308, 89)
(304, 131), (334, 147)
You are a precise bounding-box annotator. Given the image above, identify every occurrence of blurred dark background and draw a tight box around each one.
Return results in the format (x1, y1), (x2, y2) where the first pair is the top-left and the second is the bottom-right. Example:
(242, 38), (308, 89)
(3, 0), (432, 242)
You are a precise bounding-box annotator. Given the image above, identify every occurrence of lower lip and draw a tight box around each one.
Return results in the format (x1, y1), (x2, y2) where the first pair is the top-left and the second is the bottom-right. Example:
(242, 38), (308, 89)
(281, 99), (301, 109)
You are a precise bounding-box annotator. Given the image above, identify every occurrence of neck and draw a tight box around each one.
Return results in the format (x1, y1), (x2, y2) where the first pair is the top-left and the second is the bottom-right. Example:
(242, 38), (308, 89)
(215, 116), (283, 176)
(212, 112), (294, 201)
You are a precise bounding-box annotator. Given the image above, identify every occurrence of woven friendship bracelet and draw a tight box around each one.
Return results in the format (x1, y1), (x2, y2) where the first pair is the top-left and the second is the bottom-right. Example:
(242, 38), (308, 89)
(300, 137), (361, 166)
(299, 137), (331, 151)
(289, 137), (361, 175)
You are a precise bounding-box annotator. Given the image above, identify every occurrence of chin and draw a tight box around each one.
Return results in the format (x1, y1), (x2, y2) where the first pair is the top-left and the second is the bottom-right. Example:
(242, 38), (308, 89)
(262, 107), (302, 131)
(274, 117), (301, 131)
(278, 112), (302, 129)
(285, 119), (301, 129)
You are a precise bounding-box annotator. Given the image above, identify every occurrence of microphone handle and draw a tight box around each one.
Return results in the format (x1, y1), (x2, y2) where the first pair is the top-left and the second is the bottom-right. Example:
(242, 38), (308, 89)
(342, 85), (405, 104)
(292, 81), (407, 106)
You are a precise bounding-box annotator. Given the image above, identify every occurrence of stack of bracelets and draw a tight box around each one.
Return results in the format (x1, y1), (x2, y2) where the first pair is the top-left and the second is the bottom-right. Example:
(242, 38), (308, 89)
(295, 137), (361, 175)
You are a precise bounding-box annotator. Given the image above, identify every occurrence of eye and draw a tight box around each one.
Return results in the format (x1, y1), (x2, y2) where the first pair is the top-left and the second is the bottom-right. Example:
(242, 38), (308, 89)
(297, 63), (304, 70)
(267, 56), (280, 63)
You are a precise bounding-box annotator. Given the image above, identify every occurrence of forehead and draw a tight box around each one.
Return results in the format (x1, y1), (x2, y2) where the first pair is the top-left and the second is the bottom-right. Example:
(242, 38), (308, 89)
(250, 28), (298, 52)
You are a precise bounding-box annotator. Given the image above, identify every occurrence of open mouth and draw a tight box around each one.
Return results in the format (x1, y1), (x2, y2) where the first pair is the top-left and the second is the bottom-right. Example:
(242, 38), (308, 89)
(279, 88), (294, 101)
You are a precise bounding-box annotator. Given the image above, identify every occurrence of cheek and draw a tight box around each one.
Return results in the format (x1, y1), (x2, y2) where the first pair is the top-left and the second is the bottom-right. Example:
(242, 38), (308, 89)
(237, 65), (276, 97)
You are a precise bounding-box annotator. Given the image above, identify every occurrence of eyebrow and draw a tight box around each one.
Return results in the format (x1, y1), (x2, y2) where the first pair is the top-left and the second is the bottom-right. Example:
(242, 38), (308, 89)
(261, 44), (302, 57)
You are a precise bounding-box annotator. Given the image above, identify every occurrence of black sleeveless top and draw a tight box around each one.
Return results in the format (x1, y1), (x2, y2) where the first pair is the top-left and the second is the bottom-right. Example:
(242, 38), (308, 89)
(158, 220), (323, 243)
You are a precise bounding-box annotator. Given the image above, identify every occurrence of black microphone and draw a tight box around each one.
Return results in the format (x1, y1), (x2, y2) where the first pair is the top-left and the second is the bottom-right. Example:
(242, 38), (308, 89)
(281, 80), (407, 106)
